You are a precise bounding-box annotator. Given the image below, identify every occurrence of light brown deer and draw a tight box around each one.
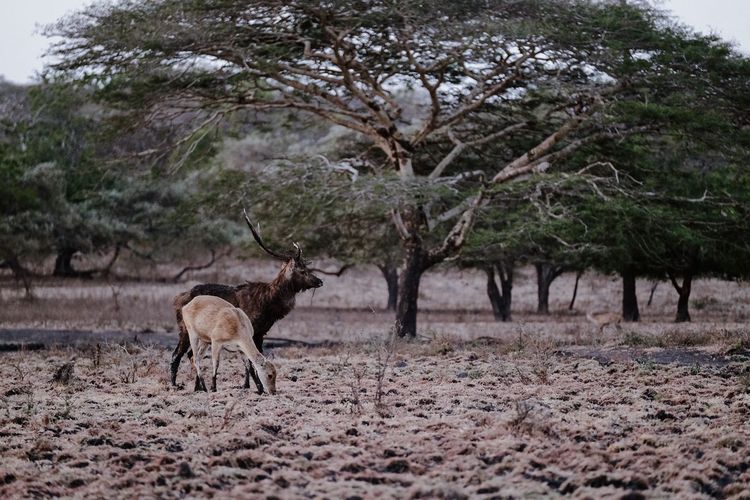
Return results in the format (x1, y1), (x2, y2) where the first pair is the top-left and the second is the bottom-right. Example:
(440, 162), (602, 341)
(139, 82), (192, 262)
(182, 295), (277, 394)
(586, 311), (623, 334)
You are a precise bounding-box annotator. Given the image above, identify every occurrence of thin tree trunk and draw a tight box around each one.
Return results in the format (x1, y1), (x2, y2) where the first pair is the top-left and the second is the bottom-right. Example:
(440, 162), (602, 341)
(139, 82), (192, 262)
(569, 270), (583, 310)
(535, 262), (564, 314)
(498, 263), (513, 321)
(622, 270), (640, 322)
(396, 242), (426, 338)
(378, 264), (399, 311)
(647, 281), (659, 307)
(668, 272), (693, 323)
(485, 261), (513, 321)
(2, 254), (33, 299)
(53, 247), (77, 277)
(484, 267), (505, 320)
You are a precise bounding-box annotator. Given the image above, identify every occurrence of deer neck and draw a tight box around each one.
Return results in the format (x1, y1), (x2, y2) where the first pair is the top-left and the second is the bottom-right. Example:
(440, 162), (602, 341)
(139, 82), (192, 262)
(269, 271), (299, 308)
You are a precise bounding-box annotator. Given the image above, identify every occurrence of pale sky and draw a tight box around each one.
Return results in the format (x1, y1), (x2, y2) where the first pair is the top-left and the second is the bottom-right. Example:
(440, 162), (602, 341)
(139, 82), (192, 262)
(0, 0), (748, 84)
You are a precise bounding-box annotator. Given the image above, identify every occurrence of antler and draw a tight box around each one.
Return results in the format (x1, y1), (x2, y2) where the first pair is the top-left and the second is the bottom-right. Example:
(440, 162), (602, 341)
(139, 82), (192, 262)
(292, 242), (302, 261)
(243, 208), (291, 261)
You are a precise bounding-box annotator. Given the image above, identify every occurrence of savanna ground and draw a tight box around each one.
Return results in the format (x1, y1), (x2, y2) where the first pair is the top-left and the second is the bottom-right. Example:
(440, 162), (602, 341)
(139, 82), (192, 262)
(1, 259), (749, 498)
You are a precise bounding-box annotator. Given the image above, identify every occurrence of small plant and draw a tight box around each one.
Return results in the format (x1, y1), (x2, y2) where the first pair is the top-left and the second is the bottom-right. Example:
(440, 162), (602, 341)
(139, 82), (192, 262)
(89, 343), (102, 369)
(374, 330), (397, 416)
(117, 345), (138, 384)
(428, 334), (454, 356)
(346, 364), (365, 416)
(638, 360), (658, 373)
(334, 349), (365, 415)
(510, 399), (532, 429)
(23, 391), (36, 419)
(120, 361), (137, 384)
(10, 361), (25, 382)
(219, 401), (238, 431)
(52, 361), (75, 385)
(528, 338), (555, 384)
(55, 392), (74, 420)
(515, 327), (527, 352)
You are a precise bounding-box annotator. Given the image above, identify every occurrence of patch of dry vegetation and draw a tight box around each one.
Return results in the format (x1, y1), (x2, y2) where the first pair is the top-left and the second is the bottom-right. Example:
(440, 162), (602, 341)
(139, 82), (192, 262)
(1, 339), (749, 498)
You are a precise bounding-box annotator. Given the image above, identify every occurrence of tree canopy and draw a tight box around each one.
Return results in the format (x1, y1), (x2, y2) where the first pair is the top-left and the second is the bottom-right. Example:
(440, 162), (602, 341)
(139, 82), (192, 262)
(42, 0), (750, 332)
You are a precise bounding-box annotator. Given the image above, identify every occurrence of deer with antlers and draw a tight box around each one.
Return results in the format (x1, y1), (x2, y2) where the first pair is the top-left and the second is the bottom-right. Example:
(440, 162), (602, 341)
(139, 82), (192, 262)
(171, 210), (323, 392)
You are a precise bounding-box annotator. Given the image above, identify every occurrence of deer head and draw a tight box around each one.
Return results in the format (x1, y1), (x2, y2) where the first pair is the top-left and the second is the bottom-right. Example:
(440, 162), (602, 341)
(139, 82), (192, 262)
(243, 209), (323, 291)
(256, 357), (277, 395)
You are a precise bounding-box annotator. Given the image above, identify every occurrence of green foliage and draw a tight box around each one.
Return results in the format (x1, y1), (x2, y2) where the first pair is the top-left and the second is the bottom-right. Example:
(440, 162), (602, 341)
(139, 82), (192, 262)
(36, 0), (750, 291)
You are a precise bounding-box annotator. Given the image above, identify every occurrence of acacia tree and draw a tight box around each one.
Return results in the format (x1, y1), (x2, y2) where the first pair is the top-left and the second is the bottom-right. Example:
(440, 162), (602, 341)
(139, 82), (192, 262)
(49, 0), (742, 336)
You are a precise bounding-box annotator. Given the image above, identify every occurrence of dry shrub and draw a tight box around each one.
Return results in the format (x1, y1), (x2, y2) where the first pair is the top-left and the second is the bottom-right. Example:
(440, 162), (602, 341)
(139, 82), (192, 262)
(87, 343), (102, 371)
(51, 361), (75, 385)
(374, 331), (397, 416)
(335, 350), (365, 415)
(426, 333), (456, 356)
(528, 337), (556, 384)
(333, 332), (399, 417)
(510, 399), (532, 433)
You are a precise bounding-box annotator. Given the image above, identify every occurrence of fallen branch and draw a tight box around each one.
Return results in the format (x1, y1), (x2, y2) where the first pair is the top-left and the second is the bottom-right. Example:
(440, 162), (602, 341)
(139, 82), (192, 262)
(172, 249), (229, 282)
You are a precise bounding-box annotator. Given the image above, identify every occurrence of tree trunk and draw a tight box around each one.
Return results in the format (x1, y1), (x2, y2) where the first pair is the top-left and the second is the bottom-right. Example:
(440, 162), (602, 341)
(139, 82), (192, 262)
(485, 262), (513, 321)
(535, 262), (563, 314)
(395, 242), (426, 338)
(53, 248), (77, 277)
(569, 270), (583, 310)
(498, 263), (513, 321)
(484, 267), (504, 320)
(378, 264), (399, 311)
(668, 272), (693, 323)
(621, 270), (640, 322)
(2, 254), (33, 299)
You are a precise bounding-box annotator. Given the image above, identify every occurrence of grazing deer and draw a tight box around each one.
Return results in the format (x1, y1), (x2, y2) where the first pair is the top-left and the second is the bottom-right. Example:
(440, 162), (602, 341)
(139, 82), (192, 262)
(171, 210), (323, 392)
(586, 311), (623, 334)
(182, 295), (277, 394)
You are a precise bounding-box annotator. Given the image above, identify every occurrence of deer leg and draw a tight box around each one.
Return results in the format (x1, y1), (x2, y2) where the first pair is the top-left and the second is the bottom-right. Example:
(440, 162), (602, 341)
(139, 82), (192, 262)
(243, 361), (264, 394)
(189, 338), (207, 392)
(210, 341), (221, 393)
(170, 331), (191, 387)
(243, 334), (264, 393)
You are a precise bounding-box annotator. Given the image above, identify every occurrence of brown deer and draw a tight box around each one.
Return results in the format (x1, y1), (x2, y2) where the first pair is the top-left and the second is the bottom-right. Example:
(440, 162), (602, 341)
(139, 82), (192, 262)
(182, 295), (277, 393)
(586, 311), (623, 334)
(171, 210), (323, 392)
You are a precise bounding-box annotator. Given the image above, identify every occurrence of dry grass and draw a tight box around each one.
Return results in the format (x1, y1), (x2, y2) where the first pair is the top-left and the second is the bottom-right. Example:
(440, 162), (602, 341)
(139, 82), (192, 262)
(2, 261), (749, 337)
(1, 261), (750, 496)
(1, 341), (749, 498)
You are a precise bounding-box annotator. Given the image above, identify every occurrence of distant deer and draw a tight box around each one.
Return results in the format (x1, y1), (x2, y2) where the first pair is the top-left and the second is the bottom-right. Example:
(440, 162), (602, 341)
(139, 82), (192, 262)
(171, 210), (323, 392)
(586, 311), (623, 334)
(182, 295), (277, 394)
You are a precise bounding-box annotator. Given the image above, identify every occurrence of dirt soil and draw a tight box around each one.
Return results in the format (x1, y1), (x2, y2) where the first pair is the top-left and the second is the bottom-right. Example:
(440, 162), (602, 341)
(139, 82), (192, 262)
(1, 340), (749, 499)
(2, 263), (750, 497)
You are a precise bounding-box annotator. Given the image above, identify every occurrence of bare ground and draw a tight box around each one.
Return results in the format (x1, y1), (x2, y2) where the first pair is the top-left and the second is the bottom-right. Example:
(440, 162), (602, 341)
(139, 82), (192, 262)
(0, 339), (749, 499)
(1, 263), (750, 498)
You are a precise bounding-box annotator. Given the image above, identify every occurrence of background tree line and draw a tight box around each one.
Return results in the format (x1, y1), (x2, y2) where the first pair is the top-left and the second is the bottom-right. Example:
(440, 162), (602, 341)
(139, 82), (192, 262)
(1, 0), (748, 333)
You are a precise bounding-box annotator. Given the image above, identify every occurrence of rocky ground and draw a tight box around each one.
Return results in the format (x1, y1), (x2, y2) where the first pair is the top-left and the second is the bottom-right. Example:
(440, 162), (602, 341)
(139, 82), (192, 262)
(1, 337), (749, 499)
